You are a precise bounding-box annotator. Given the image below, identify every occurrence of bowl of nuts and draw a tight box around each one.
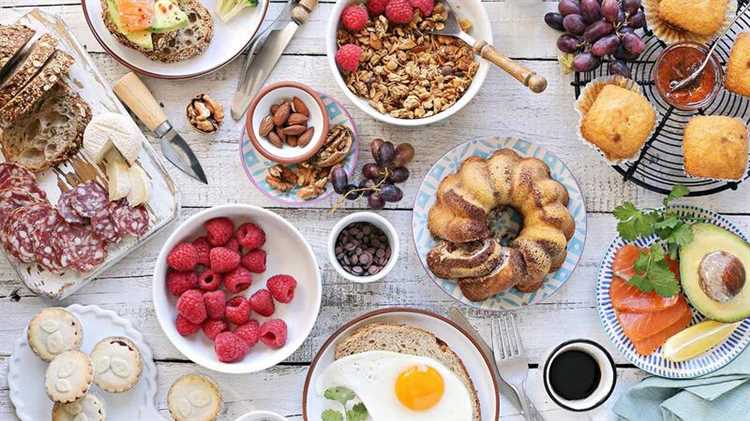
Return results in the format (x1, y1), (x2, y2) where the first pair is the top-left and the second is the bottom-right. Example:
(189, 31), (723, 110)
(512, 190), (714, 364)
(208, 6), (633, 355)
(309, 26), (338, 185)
(246, 81), (329, 164)
(328, 212), (399, 283)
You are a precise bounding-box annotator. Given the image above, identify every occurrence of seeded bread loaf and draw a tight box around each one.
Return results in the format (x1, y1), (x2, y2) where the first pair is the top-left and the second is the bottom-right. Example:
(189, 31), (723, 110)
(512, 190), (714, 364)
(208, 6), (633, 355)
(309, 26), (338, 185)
(0, 24), (35, 73)
(0, 33), (58, 108)
(0, 49), (74, 129)
(101, 0), (213, 63)
(335, 323), (482, 421)
(1, 83), (91, 172)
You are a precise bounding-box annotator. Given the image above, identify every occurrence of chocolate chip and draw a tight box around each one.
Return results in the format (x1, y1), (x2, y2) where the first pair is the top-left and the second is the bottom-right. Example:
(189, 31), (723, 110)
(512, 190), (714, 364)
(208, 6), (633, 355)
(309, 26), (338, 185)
(335, 221), (391, 278)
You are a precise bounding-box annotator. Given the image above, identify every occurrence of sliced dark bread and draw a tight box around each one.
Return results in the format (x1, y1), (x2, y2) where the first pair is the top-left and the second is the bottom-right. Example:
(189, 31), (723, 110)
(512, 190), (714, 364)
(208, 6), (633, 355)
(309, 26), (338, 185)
(0, 49), (74, 129)
(1, 83), (91, 172)
(335, 323), (482, 421)
(101, 0), (213, 63)
(0, 24), (35, 74)
(0, 33), (58, 108)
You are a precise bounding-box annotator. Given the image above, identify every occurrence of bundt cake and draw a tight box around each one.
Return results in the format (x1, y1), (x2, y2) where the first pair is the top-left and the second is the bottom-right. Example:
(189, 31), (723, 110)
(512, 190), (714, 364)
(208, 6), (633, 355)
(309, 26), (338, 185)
(426, 148), (575, 300)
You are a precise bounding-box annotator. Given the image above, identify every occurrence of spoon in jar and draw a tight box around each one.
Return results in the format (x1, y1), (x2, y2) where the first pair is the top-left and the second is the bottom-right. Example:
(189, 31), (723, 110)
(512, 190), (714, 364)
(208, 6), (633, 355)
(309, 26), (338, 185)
(669, 2), (750, 93)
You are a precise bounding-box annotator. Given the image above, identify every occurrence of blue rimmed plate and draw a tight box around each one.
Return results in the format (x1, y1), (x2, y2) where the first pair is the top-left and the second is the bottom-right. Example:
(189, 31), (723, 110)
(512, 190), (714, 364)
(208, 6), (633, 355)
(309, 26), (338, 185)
(597, 205), (750, 378)
(412, 138), (588, 311)
(239, 95), (359, 206)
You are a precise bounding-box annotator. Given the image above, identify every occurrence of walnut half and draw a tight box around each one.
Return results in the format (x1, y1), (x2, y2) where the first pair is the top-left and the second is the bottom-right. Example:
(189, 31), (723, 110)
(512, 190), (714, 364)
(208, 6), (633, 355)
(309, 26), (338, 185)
(186, 94), (224, 133)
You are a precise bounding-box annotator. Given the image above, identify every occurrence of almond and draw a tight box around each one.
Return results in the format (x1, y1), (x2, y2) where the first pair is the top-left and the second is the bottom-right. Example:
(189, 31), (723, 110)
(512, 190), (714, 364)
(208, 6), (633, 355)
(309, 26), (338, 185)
(273, 102), (291, 126)
(268, 131), (283, 148)
(292, 97), (309, 117)
(298, 127), (315, 146)
(282, 125), (307, 136)
(275, 126), (287, 141)
(270, 104), (280, 115)
(259, 115), (274, 137)
(287, 136), (298, 147)
(287, 113), (309, 126)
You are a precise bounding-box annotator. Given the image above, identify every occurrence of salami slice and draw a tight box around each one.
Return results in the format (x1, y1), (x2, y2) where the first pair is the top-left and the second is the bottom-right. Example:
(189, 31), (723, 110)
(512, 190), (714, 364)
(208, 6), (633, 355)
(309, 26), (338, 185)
(91, 207), (121, 243)
(1, 204), (53, 264)
(57, 189), (87, 224)
(0, 173), (37, 192)
(69, 181), (108, 218)
(0, 163), (35, 186)
(56, 223), (107, 272)
(0, 187), (48, 226)
(29, 206), (67, 272)
(110, 200), (150, 237)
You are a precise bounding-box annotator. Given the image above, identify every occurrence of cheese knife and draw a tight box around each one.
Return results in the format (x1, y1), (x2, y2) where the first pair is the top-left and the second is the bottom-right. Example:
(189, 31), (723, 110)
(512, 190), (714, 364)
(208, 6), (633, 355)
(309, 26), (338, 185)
(231, 0), (318, 121)
(113, 72), (208, 184)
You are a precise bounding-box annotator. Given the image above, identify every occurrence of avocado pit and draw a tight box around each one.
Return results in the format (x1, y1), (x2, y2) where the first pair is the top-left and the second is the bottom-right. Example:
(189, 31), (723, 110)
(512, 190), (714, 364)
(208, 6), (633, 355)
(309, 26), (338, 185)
(698, 251), (746, 303)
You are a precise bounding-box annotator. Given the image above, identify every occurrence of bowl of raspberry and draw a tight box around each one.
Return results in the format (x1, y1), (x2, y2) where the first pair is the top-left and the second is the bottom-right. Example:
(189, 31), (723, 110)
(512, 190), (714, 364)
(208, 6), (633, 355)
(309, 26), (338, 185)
(327, 0), (492, 126)
(153, 204), (322, 374)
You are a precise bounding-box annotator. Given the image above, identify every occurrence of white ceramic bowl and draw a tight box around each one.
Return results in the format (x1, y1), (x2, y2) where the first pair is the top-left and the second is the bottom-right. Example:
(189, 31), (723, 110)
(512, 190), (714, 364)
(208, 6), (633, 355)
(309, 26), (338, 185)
(235, 410), (287, 421)
(328, 212), (399, 283)
(153, 205), (322, 374)
(326, 0), (492, 126)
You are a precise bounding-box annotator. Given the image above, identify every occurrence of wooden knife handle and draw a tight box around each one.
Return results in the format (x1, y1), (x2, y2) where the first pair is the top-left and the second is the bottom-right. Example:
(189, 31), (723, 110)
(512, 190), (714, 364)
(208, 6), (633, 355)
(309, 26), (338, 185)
(474, 40), (547, 94)
(113, 72), (169, 131)
(292, 0), (318, 24)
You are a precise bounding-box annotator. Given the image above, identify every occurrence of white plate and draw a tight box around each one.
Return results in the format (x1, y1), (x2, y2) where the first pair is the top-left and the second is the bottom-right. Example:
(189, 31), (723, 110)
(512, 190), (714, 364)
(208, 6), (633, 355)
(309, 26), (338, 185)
(153, 204), (322, 373)
(302, 308), (500, 421)
(8, 304), (159, 421)
(81, 0), (269, 79)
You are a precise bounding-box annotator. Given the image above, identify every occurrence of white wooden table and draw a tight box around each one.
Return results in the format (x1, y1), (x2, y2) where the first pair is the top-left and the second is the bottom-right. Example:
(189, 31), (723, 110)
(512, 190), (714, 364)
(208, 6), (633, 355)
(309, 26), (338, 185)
(1, 1), (749, 420)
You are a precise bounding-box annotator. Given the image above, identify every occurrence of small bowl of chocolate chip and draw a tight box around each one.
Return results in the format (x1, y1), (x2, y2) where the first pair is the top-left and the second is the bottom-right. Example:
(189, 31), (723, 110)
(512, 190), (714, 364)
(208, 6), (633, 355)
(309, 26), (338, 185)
(329, 212), (399, 283)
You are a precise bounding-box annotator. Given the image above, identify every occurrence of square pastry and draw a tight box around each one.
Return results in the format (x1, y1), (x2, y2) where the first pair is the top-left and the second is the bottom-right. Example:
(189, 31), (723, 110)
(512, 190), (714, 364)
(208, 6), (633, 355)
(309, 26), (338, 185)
(683, 116), (749, 181)
(726, 32), (750, 97)
(658, 0), (729, 35)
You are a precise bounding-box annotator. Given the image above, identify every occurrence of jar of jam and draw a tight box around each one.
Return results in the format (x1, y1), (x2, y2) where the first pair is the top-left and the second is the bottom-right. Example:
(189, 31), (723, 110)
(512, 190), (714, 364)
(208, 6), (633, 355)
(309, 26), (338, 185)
(653, 42), (723, 110)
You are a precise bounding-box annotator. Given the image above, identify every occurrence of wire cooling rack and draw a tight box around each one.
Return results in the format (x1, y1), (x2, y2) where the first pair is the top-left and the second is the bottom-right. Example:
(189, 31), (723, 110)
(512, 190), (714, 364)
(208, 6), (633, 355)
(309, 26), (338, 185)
(572, 1), (750, 196)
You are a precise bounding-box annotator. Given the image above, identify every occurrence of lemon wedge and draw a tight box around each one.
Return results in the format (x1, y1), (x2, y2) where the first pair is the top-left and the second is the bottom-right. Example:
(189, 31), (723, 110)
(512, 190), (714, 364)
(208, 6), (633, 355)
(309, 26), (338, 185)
(662, 320), (741, 362)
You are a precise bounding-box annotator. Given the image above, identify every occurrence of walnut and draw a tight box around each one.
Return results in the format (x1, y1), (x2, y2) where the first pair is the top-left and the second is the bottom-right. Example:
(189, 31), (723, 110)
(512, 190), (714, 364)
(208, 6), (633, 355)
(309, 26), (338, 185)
(310, 124), (354, 168)
(186, 94), (224, 133)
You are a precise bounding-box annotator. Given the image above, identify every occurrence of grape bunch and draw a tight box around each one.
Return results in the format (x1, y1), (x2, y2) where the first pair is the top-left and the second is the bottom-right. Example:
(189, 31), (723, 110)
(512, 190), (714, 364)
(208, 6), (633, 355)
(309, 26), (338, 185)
(330, 139), (415, 209)
(544, 0), (647, 77)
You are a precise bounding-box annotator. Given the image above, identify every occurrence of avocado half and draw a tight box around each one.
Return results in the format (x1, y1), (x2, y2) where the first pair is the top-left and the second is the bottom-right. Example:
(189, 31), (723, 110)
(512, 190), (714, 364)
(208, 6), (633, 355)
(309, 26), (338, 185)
(680, 223), (750, 323)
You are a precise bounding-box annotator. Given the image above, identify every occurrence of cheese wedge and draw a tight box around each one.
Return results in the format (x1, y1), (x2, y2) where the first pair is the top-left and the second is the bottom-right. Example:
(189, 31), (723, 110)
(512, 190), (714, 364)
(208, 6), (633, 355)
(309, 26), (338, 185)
(127, 164), (150, 206)
(106, 149), (131, 201)
(83, 112), (144, 164)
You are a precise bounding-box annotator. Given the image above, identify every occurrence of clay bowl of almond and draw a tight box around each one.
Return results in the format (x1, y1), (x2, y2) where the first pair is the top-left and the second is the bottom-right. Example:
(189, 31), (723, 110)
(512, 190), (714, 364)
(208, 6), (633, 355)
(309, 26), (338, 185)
(246, 81), (330, 165)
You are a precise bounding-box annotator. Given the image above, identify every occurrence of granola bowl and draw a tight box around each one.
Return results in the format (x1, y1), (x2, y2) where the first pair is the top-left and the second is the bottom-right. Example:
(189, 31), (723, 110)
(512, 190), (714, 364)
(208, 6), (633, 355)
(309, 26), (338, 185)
(327, 0), (492, 126)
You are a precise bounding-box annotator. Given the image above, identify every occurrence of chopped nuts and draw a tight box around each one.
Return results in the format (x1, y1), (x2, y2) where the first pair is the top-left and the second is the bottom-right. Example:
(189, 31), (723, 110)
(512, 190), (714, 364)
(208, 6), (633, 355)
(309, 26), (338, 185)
(186, 94), (224, 133)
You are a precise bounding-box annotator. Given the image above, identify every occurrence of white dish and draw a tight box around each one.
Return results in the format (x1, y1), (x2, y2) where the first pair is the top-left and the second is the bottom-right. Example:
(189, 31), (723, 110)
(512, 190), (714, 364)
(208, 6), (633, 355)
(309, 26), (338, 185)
(325, 0), (491, 126)
(328, 212), (399, 283)
(153, 204), (322, 374)
(235, 410), (287, 421)
(81, 0), (269, 79)
(302, 308), (500, 420)
(8, 304), (159, 421)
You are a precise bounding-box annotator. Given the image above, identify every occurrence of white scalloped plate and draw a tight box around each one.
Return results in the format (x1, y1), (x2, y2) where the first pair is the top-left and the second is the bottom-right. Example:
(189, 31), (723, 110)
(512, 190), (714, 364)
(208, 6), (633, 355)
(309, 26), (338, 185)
(8, 304), (160, 420)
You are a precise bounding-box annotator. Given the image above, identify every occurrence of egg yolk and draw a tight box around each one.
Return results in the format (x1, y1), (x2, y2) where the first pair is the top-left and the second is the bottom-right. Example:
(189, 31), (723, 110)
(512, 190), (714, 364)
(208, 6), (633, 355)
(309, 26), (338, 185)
(395, 365), (445, 411)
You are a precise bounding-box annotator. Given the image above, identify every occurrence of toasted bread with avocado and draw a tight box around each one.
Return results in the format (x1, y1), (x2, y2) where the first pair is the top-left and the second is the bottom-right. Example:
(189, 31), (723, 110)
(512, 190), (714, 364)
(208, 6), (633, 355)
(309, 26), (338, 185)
(335, 323), (482, 421)
(102, 0), (213, 63)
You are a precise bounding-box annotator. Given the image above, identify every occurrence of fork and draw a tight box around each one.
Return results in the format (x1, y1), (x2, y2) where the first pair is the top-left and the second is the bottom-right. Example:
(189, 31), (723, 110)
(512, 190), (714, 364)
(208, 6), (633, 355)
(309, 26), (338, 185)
(492, 313), (544, 421)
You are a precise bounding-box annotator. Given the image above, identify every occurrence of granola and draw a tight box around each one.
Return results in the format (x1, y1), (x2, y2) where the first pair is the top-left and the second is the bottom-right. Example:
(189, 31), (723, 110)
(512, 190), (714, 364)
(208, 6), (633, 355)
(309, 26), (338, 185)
(336, 2), (479, 119)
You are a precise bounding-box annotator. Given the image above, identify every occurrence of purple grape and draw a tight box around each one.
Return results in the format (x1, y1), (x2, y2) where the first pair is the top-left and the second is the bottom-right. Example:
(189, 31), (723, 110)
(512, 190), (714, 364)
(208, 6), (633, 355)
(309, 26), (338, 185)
(343, 184), (361, 200)
(559, 0), (581, 16)
(359, 178), (376, 196)
(375, 141), (395, 167)
(563, 14), (587, 35)
(362, 163), (382, 180)
(573, 52), (601, 72)
(557, 34), (581, 53)
(616, 9), (626, 25)
(544, 12), (565, 31)
(330, 165), (349, 194)
(580, 0), (602, 23)
(380, 184), (403, 203)
(368, 193), (385, 209)
(622, 0), (641, 14)
(619, 26), (636, 35)
(369, 138), (384, 161)
(628, 10), (646, 29)
(614, 43), (639, 60)
(389, 167), (410, 183)
(601, 0), (620, 22)
(609, 60), (632, 78)
(394, 143), (415, 167)
(583, 21), (614, 43)
(591, 34), (620, 57)
(622, 32), (646, 55)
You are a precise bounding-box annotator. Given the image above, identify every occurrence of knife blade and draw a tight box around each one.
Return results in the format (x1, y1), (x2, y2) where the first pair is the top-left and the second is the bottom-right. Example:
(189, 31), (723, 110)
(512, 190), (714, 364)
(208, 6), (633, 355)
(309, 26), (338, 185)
(231, 0), (319, 120)
(113, 72), (208, 184)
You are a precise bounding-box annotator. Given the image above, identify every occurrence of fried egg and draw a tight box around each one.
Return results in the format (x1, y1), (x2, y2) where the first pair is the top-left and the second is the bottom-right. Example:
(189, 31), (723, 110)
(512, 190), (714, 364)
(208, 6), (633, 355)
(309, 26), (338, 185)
(316, 350), (473, 421)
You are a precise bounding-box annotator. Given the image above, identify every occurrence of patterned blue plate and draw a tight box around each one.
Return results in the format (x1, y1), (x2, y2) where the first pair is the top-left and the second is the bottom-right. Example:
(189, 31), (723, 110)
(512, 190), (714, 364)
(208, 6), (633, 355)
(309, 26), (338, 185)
(597, 205), (750, 378)
(412, 138), (588, 311)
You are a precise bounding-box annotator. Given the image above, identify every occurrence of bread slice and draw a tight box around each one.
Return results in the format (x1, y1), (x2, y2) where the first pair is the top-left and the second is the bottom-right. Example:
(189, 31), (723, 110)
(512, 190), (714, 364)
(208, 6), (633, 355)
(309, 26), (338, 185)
(1, 83), (91, 172)
(0, 33), (58, 108)
(0, 24), (35, 74)
(101, 0), (213, 63)
(335, 323), (482, 421)
(0, 49), (74, 129)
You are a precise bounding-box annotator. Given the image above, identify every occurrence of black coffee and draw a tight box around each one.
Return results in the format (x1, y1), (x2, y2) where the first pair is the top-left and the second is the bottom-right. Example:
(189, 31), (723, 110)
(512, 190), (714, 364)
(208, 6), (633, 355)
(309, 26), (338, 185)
(548, 350), (601, 401)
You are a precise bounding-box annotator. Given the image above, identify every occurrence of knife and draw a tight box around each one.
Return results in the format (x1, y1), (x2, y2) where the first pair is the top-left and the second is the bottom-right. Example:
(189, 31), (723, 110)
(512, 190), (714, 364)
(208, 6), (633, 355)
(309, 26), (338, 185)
(231, 0), (319, 121)
(113, 72), (208, 184)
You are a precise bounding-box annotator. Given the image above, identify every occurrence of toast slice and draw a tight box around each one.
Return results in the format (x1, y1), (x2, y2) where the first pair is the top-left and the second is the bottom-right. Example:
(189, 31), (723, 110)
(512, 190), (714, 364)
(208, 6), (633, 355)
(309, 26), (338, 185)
(101, 0), (213, 63)
(0, 49), (74, 129)
(335, 323), (482, 421)
(0, 33), (58, 108)
(0, 24), (35, 74)
(1, 83), (91, 172)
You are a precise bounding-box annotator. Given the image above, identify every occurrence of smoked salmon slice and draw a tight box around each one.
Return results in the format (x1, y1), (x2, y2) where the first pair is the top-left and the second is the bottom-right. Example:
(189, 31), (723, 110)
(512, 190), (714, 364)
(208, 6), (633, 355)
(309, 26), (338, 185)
(610, 244), (681, 313)
(632, 308), (692, 356)
(616, 295), (691, 341)
(116, 0), (154, 32)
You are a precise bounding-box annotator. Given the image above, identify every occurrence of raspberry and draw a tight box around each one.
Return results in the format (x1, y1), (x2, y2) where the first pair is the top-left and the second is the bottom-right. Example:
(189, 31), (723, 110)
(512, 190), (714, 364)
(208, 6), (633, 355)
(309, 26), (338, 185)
(203, 290), (226, 320)
(342, 4), (368, 31)
(198, 269), (223, 291)
(234, 320), (260, 348)
(335, 44), (363, 73)
(204, 217), (234, 246)
(226, 237), (240, 253)
(267, 274), (297, 304)
(192, 236), (211, 266)
(236, 223), (266, 250)
(210, 247), (240, 273)
(225, 296), (251, 325)
(166, 270), (198, 297)
(214, 332), (248, 362)
(385, 0), (413, 24)
(260, 319), (288, 349)
(167, 242), (198, 272)
(176, 289), (207, 324)
(202, 319), (228, 341)
(241, 249), (267, 273)
(409, 0), (433, 16)
(224, 266), (253, 294)
(176, 314), (201, 336)
(249, 289), (275, 317)
(367, 0), (389, 15)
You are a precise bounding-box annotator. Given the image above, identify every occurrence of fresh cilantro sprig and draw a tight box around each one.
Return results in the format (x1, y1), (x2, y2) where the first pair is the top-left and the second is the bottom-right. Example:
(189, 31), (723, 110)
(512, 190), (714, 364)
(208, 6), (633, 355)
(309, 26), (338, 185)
(612, 185), (693, 297)
(322, 387), (369, 421)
